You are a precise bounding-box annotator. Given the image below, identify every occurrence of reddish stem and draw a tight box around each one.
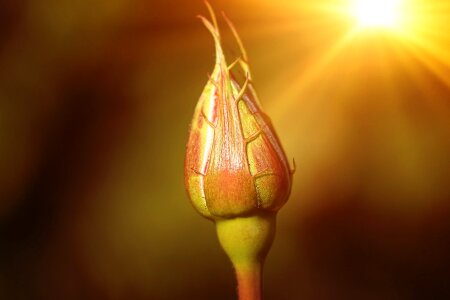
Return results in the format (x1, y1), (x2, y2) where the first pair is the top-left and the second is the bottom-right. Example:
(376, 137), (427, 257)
(235, 261), (263, 300)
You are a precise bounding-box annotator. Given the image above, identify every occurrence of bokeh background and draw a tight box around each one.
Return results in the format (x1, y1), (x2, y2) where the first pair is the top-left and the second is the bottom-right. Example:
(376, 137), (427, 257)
(1, 0), (450, 299)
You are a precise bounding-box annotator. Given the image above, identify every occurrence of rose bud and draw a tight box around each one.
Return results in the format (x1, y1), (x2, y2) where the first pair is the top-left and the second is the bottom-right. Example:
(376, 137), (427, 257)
(184, 3), (294, 299)
(184, 8), (293, 221)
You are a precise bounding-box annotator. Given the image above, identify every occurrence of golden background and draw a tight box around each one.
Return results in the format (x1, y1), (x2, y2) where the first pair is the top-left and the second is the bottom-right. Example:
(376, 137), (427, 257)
(0, 0), (449, 299)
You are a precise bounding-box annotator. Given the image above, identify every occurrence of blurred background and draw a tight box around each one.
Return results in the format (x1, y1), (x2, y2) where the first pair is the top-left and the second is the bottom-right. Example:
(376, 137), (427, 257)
(1, 0), (449, 299)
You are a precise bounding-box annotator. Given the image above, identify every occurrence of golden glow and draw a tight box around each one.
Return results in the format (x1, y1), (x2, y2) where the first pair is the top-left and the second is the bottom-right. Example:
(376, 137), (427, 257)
(254, 0), (450, 133)
(351, 0), (403, 29)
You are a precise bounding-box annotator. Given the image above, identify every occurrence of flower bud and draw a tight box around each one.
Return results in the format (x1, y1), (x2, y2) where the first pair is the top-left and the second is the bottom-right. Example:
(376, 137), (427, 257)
(184, 6), (293, 220)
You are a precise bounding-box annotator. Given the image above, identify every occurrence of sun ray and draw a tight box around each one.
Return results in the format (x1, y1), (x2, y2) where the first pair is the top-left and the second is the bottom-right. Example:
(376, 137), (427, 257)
(350, 0), (404, 29)
(268, 27), (360, 115)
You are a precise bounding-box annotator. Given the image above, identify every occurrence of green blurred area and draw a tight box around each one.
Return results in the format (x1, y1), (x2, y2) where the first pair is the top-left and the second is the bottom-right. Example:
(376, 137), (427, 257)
(1, 0), (450, 299)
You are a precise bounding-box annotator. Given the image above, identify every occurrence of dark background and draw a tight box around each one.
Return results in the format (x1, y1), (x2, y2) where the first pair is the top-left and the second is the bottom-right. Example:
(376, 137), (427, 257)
(1, 0), (450, 299)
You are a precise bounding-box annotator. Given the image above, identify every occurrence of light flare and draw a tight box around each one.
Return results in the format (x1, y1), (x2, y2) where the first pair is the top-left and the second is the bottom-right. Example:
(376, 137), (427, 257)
(350, 0), (404, 29)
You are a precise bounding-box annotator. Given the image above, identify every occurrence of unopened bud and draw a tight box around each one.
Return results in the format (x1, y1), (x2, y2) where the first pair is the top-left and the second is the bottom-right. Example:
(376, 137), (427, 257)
(184, 5), (293, 220)
(184, 4), (294, 299)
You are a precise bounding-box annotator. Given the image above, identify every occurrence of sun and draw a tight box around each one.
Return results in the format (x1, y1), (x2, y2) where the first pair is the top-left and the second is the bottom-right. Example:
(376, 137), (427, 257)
(350, 0), (403, 29)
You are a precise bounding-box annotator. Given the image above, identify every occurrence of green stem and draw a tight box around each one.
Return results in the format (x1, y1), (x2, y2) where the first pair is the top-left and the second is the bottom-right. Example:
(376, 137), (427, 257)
(215, 213), (276, 300)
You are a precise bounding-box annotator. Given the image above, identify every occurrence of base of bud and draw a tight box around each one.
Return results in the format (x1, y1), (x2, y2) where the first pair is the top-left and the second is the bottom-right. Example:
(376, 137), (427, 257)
(215, 213), (276, 300)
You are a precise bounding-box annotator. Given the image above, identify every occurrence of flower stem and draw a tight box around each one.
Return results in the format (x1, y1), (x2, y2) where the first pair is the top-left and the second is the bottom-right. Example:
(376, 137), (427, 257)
(215, 213), (276, 300)
(235, 260), (263, 300)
